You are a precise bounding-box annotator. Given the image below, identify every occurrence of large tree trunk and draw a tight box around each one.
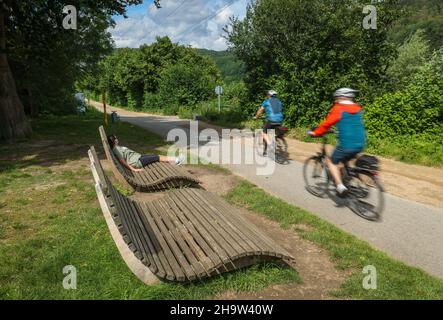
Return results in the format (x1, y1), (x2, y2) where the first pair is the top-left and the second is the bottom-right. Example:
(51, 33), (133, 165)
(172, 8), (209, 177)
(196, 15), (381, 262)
(0, 5), (32, 141)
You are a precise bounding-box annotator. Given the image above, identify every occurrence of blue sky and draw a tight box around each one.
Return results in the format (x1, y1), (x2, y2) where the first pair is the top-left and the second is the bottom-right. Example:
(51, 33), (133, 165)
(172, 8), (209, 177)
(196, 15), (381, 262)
(110, 0), (250, 51)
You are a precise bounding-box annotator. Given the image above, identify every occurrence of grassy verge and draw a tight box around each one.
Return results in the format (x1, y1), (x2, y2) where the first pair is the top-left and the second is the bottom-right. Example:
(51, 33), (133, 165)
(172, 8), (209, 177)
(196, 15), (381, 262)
(225, 181), (443, 299)
(0, 108), (300, 299)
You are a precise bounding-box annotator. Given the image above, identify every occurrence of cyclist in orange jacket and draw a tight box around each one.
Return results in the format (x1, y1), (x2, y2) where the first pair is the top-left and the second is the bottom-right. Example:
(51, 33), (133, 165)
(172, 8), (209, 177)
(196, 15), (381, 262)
(308, 88), (367, 197)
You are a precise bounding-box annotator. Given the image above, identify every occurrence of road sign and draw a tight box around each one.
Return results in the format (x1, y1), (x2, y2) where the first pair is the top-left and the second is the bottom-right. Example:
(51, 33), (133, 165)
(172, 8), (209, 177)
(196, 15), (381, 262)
(215, 86), (223, 112)
(215, 86), (223, 95)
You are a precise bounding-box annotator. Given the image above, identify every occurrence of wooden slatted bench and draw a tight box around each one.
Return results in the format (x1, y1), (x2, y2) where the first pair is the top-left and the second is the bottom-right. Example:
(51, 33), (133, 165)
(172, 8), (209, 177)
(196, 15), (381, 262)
(98, 125), (200, 192)
(88, 146), (295, 283)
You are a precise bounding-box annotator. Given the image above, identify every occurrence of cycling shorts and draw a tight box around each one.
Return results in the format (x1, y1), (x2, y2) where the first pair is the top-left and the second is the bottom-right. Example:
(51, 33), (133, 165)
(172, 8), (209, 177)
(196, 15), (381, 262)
(263, 121), (282, 133)
(331, 146), (362, 165)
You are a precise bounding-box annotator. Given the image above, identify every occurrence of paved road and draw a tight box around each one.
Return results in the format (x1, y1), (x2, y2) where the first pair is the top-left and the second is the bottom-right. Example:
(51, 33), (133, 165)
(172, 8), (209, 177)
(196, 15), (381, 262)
(95, 103), (443, 279)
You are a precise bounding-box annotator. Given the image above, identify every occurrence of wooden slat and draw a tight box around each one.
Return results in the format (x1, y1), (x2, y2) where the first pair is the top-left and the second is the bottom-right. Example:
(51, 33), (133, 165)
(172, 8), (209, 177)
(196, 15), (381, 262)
(167, 192), (233, 266)
(140, 202), (188, 281)
(191, 189), (273, 255)
(202, 190), (291, 258)
(187, 188), (264, 255)
(162, 195), (222, 271)
(168, 191), (240, 263)
(148, 201), (197, 280)
(181, 189), (258, 257)
(154, 199), (208, 278)
(116, 192), (158, 269)
(160, 197), (216, 274)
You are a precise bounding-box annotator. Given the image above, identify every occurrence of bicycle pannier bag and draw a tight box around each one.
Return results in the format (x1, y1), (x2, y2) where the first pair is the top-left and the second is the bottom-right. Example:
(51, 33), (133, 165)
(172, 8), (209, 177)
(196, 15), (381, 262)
(356, 154), (379, 170)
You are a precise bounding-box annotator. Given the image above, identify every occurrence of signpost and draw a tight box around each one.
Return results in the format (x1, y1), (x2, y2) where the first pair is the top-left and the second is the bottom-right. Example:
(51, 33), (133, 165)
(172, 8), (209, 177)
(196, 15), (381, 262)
(215, 86), (223, 112)
(101, 91), (108, 127)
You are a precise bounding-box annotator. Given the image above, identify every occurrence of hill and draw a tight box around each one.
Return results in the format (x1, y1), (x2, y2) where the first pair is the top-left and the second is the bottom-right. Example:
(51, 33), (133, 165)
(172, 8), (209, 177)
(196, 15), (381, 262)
(391, 0), (443, 49)
(196, 49), (245, 83)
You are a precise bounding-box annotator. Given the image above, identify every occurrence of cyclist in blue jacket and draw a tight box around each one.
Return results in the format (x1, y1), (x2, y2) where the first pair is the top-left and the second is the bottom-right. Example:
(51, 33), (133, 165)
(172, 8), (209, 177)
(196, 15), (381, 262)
(255, 90), (284, 153)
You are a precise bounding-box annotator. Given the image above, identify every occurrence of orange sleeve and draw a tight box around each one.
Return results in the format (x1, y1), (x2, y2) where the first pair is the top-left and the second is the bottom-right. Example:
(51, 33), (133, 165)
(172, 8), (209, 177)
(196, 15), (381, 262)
(313, 105), (342, 136)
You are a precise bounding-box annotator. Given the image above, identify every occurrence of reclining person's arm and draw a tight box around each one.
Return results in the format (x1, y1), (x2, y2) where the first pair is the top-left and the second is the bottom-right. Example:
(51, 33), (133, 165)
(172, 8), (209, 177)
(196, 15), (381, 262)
(118, 159), (143, 172)
(114, 148), (143, 172)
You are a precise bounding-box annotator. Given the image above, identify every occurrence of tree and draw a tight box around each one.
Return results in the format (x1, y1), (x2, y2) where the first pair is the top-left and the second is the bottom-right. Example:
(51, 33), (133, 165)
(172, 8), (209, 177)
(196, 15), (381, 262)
(387, 29), (430, 90)
(390, 0), (443, 50)
(83, 36), (220, 112)
(158, 61), (218, 107)
(0, 0), (142, 141)
(0, 1), (32, 140)
(365, 48), (443, 138)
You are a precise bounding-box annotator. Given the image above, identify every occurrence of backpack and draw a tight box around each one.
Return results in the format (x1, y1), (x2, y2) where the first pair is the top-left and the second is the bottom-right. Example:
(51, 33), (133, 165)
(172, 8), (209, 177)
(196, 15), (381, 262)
(356, 154), (379, 171)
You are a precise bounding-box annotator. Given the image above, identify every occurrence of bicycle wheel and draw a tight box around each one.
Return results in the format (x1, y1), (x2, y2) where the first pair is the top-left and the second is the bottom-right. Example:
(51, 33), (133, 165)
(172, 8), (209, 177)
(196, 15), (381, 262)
(275, 137), (289, 164)
(346, 172), (384, 221)
(303, 156), (330, 198)
(255, 131), (269, 157)
(277, 136), (288, 152)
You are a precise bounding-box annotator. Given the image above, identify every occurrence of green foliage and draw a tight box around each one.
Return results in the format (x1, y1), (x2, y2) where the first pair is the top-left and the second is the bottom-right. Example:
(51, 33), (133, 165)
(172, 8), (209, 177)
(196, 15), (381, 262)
(390, 0), (443, 50)
(387, 29), (431, 90)
(225, 0), (403, 127)
(365, 49), (443, 138)
(197, 49), (246, 83)
(83, 37), (220, 112)
(158, 61), (217, 106)
(6, 0), (141, 116)
(175, 81), (250, 127)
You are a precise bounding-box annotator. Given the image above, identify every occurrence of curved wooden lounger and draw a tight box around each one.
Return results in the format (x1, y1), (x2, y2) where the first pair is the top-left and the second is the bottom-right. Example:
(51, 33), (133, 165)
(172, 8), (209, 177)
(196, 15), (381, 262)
(88, 146), (295, 283)
(98, 125), (200, 192)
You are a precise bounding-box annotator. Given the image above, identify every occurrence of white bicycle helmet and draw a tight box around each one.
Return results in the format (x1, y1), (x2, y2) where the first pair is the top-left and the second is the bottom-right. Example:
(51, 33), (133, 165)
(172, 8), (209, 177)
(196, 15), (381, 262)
(334, 88), (359, 98)
(267, 90), (278, 97)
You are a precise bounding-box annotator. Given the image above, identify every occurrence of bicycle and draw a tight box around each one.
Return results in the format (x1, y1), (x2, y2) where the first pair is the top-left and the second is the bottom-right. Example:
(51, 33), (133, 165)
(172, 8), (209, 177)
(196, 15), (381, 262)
(254, 118), (289, 164)
(303, 131), (385, 221)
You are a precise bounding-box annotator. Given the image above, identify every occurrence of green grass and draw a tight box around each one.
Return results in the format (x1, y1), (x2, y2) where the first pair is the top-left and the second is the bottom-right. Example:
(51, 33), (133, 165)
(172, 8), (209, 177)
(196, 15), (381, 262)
(0, 108), (300, 299)
(225, 181), (443, 299)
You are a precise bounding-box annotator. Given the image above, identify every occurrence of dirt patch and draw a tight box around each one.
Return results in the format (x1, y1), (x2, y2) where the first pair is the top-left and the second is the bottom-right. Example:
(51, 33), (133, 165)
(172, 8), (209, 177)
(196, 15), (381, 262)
(185, 165), (240, 197)
(34, 181), (66, 191)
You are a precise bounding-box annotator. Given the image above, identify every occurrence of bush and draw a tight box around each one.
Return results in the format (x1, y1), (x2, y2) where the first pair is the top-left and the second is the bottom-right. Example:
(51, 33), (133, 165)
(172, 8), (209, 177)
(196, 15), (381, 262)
(365, 49), (443, 139)
(386, 29), (430, 91)
(158, 62), (217, 107)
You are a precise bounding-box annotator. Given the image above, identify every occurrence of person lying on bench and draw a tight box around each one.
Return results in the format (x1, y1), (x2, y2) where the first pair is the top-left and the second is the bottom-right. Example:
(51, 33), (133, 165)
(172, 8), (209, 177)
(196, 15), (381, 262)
(107, 134), (185, 173)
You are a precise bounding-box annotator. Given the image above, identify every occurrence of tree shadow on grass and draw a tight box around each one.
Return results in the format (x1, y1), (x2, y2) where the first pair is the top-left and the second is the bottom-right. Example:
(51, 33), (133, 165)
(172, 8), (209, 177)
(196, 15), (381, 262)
(0, 141), (95, 174)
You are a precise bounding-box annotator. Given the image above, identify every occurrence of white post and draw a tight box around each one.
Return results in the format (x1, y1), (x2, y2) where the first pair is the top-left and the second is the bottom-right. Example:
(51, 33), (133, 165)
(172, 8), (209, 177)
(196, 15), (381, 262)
(215, 86), (223, 113)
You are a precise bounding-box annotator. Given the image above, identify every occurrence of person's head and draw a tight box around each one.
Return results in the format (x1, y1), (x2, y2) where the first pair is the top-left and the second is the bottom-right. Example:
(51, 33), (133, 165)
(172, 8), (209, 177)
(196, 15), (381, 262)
(266, 90), (278, 99)
(107, 134), (118, 148)
(333, 88), (359, 102)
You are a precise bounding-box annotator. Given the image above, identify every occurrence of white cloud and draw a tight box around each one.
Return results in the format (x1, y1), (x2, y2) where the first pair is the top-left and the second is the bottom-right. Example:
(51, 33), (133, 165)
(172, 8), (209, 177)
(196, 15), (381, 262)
(110, 0), (249, 50)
